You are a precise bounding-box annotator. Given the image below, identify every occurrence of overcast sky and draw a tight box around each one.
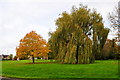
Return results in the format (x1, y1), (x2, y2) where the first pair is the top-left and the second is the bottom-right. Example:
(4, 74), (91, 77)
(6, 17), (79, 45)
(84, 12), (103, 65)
(0, 0), (119, 56)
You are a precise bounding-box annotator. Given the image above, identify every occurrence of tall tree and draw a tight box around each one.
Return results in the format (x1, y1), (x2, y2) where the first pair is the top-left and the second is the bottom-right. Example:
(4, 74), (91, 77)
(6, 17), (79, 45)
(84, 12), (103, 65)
(90, 11), (109, 59)
(9, 54), (13, 60)
(49, 4), (109, 64)
(16, 31), (50, 63)
(108, 4), (120, 43)
(108, 3), (120, 59)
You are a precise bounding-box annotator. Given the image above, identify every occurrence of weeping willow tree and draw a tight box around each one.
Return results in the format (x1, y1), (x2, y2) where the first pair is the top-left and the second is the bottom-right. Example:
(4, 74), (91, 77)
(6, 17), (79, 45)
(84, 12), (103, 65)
(92, 11), (109, 59)
(49, 4), (109, 64)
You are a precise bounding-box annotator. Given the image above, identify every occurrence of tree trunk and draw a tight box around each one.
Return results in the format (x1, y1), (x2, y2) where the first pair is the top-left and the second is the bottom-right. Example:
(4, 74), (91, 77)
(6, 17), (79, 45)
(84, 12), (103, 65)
(32, 56), (34, 63)
(76, 45), (79, 64)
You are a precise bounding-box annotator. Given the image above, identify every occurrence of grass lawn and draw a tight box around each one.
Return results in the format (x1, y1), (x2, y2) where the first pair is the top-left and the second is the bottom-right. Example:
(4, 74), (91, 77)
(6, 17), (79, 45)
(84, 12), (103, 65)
(1, 59), (119, 79)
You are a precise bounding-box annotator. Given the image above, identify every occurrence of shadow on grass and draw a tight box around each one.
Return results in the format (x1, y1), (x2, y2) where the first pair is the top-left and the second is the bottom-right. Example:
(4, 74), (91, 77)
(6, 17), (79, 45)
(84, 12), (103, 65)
(1, 77), (119, 80)
(23, 62), (57, 64)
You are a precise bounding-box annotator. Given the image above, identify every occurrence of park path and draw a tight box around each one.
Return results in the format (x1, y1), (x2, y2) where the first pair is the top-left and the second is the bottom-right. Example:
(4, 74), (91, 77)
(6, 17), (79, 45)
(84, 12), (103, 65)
(0, 76), (23, 80)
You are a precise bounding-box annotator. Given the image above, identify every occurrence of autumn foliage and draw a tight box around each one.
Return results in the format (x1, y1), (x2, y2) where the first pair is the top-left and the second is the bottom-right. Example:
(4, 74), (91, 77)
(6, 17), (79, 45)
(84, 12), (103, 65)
(16, 31), (51, 63)
(102, 39), (120, 59)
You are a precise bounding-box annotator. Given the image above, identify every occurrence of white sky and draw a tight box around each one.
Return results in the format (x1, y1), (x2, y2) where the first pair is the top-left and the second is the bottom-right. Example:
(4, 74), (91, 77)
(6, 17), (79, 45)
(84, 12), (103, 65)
(0, 0), (119, 56)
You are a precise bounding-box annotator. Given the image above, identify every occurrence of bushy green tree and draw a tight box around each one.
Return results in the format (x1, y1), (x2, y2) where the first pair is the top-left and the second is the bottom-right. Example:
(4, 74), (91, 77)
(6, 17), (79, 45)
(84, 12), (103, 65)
(9, 54), (13, 60)
(49, 4), (109, 64)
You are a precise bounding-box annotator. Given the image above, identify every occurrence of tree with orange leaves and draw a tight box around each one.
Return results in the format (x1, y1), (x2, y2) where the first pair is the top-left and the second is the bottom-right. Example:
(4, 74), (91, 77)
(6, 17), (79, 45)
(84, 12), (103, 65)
(16, 31), (51, 63)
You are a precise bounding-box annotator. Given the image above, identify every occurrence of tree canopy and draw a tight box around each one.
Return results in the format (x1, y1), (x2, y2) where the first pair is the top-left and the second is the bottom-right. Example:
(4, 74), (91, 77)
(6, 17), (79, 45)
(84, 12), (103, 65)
(102, 39), (119, 59)
(108, 6), (120, 42)
(16, 31), (51, 63)
(49, 4), (109, 64)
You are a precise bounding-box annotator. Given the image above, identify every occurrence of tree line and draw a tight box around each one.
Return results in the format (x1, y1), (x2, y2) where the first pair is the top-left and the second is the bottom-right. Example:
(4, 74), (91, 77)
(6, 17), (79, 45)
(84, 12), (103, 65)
(16, 4), (119, 63)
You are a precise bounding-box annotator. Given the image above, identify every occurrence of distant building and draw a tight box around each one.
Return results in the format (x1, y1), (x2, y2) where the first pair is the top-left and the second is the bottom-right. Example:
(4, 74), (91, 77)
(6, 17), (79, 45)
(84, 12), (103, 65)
(0, 54), (10, 60)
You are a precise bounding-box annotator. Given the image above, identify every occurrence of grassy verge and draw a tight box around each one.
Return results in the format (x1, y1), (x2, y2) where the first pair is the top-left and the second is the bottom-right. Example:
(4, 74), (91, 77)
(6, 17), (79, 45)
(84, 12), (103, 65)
(1, 59), (119, 78)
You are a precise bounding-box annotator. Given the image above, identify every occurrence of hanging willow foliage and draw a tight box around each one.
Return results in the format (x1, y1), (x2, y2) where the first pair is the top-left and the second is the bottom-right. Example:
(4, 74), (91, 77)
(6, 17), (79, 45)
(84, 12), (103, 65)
(48, 4), (109, 64)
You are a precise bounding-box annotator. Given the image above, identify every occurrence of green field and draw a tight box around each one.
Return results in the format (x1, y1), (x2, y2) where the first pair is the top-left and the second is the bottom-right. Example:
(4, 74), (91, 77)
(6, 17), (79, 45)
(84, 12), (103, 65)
(1, 60), (119, 79)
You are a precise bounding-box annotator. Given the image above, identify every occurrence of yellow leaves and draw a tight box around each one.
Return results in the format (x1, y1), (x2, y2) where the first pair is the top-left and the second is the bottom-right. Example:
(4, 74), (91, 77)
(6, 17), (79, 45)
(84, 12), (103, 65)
(31, 52), (34, 55)
(16, 30), (51, 58)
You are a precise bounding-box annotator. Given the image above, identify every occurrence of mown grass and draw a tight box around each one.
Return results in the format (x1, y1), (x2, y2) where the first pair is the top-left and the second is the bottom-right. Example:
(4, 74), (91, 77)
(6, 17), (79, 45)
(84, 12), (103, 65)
(1, 59), (119, 79)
